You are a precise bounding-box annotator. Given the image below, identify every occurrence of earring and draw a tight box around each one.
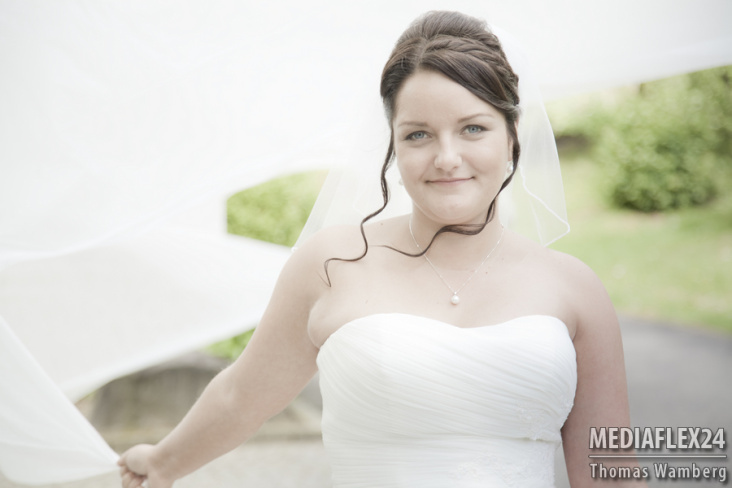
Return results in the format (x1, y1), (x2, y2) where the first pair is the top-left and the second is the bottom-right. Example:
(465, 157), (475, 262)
(398, 178), (404, 186)
(505, 161), (514, 176)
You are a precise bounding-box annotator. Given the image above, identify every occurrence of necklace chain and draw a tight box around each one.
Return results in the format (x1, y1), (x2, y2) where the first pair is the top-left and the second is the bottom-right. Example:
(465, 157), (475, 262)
(408, 218), (504, 306)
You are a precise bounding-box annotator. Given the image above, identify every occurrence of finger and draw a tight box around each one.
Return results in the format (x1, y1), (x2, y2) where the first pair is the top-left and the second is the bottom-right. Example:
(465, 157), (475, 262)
(122, 473), (144, 488)
(121, 470), (140, 487)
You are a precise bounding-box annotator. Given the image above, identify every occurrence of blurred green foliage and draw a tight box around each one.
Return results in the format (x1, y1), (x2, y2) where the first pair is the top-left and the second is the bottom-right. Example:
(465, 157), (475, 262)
(551, 150), (732, 331)
(227, 171), (326, 247)
(206, 329), (255, 361)
(207, 171), (325, 361)
(553, 65), (732, 212)
(548, 66), (732, 330)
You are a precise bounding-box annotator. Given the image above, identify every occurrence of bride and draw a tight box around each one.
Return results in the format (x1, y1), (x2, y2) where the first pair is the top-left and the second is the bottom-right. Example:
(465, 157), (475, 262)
(120, 11), (643, 487)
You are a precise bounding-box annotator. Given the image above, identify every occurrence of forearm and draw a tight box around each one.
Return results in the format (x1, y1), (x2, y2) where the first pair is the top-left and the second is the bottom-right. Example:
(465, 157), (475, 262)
(147, 366), (265, 481)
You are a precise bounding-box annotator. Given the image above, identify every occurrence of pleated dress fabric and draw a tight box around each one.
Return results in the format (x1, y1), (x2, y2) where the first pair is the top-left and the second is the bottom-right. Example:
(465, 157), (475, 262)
(317, 313), (577, 487)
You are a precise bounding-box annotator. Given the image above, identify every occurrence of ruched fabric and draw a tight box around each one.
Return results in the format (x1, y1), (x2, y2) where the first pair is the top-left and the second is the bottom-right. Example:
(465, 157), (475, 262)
(317, 313), (577, 487)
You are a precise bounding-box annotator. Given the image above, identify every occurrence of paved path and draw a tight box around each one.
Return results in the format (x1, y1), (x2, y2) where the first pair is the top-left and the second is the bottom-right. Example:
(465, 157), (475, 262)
(554, 316), (732, 488)
(2, 316), (730, 488)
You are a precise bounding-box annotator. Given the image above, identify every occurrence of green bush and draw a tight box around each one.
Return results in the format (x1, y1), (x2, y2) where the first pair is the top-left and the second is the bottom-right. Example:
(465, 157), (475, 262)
(593, 66), (730, 212)
(687, 66), (732, 157)
(597, 108), (718, 212)
(227, 171), (325, 247)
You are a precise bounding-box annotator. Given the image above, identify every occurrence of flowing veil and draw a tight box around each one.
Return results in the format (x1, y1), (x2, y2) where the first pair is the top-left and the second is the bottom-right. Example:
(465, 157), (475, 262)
(1, 0), (730, 484)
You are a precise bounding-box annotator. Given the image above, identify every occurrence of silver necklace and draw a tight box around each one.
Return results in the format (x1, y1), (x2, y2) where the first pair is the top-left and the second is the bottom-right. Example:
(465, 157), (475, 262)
(408, 219), (505, 306)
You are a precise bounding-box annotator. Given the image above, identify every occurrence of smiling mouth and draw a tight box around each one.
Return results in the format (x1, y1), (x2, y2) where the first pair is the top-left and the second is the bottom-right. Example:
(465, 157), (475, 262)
(429, 177), (472, 184)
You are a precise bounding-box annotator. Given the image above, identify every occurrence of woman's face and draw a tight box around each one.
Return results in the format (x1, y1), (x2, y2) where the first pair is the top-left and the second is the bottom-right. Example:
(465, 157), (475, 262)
(393, 70), (512, 227)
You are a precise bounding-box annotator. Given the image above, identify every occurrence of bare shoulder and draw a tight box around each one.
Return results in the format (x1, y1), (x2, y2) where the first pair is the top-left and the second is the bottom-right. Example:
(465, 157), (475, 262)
(510, 232), (603, 289)
(518, 238), (618, 339)
(259, 225), (365, 327)
(554, 250), (618, 342)
(296, 223), (368, 256)
(288, 222), (374, 284)
(544, 247), (606, 293)
(292, 216), (405, 284)
(297, 217), (403, 257)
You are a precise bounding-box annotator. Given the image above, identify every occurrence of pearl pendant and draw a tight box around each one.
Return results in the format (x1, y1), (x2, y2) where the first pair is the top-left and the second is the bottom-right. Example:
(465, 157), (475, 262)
(450, 294), (460, 305)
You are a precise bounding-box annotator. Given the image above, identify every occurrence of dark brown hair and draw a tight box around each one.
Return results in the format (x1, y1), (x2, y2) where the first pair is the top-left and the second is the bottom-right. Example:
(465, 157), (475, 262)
(324, 11), (521, 283)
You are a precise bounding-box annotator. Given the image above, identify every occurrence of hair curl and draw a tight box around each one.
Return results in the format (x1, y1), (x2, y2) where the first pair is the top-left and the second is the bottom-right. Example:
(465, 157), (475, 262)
(324, 11), (521, 283)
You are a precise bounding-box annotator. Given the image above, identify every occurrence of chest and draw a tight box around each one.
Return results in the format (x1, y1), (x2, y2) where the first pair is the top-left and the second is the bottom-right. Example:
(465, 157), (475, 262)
(308, 248), (571, 348)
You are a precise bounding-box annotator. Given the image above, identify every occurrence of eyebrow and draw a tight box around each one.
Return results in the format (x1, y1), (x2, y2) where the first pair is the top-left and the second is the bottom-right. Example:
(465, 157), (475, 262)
(396, 121), (428, 128)
(396, 112), (497, 128)
(458, 113), (497, 123)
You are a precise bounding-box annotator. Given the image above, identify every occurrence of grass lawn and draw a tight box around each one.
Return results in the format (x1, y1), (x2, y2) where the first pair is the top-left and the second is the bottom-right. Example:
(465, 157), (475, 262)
(551, 148), (732, 332)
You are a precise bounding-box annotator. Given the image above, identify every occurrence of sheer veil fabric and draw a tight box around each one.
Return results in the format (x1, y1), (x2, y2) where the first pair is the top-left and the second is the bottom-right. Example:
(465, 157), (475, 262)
(1, 0), (730, 484)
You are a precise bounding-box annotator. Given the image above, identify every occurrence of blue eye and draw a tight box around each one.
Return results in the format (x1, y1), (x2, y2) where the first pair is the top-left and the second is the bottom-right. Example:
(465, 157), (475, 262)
(406, 131), (427, 141)
(465, 125), (484, 134)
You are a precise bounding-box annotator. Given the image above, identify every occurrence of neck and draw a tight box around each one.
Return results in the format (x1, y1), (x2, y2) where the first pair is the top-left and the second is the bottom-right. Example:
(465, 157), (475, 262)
(408, 214), (505, 270)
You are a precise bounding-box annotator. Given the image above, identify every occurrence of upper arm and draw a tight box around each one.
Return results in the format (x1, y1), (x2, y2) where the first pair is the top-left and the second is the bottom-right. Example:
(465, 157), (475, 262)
(221, 231), (331, 426)
(558, 256), (644, 487)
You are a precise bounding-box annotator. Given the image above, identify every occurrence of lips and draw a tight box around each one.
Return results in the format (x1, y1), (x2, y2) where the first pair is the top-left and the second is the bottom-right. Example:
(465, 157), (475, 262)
(428, 177), (472, 185)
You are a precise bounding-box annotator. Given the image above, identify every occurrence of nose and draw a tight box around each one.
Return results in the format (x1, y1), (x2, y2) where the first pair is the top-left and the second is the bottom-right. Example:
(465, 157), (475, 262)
(433, 139), (461, 172)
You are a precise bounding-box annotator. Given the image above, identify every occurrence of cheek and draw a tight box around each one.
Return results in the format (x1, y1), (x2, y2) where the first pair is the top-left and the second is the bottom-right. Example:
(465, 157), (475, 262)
(395, 158), (416, 186)
(394, 146), (425, 176)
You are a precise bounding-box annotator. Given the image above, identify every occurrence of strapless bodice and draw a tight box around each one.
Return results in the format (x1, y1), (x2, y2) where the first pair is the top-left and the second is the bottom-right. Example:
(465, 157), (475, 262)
(316, 313), (577, 487)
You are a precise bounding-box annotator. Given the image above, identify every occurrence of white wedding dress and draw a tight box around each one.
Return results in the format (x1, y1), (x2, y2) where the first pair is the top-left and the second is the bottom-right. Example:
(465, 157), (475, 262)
(317, 313), (577, 487)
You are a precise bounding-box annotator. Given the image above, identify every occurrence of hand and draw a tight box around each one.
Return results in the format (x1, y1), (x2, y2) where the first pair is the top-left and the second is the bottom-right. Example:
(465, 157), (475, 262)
(118, 444), (173, 488)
